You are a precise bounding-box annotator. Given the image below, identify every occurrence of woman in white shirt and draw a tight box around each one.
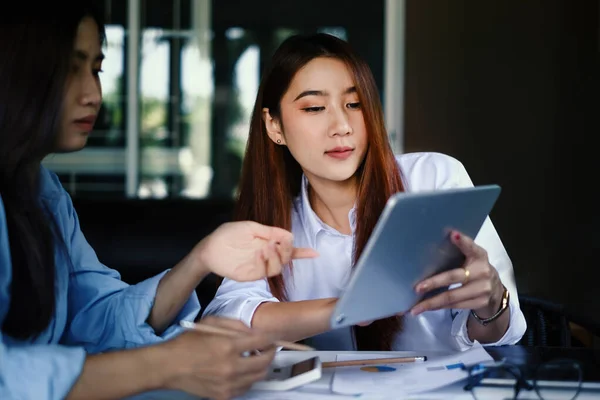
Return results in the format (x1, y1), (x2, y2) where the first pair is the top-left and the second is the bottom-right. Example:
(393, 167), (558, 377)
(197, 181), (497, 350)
(203, 33), (527, 352)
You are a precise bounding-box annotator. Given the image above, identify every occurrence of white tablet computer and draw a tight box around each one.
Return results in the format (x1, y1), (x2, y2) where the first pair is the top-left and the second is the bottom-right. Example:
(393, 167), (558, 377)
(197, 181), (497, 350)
(330, 184), (501, 329)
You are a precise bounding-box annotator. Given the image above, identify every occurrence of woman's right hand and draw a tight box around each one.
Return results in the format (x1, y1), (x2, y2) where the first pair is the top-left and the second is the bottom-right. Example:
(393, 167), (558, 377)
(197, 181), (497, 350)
(160, 317), (277, 400)
(192, 221), (318, 282)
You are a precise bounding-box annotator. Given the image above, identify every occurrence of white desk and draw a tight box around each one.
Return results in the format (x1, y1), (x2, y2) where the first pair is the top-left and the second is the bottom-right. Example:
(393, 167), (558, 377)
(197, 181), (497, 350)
(130, 350), (600, 400)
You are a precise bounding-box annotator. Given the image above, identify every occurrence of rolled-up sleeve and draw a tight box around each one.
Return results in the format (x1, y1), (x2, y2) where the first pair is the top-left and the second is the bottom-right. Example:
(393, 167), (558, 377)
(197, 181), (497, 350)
(59, 193), (200, 352)
(202, 278), (279, 327)
(452, 292), (526, 350)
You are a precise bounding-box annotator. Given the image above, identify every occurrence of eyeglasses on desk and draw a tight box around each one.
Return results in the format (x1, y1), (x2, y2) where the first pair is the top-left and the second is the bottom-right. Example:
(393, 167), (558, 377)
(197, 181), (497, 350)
(462, 358), (583, 399)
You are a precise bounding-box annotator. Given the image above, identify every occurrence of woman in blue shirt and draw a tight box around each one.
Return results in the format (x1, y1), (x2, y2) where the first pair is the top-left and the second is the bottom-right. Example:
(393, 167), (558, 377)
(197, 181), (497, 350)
(0, 4), (316, 400)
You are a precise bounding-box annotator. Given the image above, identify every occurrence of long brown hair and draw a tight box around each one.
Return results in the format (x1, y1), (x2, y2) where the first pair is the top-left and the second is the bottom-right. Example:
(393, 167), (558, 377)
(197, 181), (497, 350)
(234, 33), (405, 350)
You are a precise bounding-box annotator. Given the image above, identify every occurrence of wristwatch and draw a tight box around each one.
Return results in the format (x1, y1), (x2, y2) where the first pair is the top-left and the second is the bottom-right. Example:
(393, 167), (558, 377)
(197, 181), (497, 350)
(470, 285), (510, 326)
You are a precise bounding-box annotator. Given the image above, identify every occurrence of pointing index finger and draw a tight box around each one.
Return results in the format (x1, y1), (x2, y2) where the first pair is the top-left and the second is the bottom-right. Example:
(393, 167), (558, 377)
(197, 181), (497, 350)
(291, 247), (319, 259)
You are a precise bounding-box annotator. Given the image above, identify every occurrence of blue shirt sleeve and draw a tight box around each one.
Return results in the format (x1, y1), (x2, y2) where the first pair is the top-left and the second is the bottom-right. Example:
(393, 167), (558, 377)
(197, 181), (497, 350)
(0, 196), (87, 400)
(1, 165), (202, 399)
(54, 183), (201, 352)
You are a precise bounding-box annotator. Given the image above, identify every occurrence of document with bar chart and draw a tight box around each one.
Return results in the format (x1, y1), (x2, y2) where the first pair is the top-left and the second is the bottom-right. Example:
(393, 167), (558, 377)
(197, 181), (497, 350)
(331, 342), (493, 396)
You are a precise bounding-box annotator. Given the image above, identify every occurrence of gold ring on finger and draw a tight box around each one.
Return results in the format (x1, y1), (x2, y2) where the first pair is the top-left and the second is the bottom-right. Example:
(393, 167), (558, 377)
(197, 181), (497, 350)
(462, 267), (470, 285)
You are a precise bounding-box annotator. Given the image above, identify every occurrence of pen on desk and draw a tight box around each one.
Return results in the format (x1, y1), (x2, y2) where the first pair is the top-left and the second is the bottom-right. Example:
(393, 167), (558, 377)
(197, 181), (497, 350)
(179, 320), (315, 352)
(322, 356), (427, 369)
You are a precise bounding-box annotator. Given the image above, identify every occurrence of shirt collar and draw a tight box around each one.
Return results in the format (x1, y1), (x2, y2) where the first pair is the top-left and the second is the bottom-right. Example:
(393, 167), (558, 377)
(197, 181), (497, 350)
(38, 166), (63, 214)
(299, 175), (357, 249)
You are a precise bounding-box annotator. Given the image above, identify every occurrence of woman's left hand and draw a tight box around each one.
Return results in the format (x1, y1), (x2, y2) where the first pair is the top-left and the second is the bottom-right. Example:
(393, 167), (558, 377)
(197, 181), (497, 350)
(410, 230), (505, 317)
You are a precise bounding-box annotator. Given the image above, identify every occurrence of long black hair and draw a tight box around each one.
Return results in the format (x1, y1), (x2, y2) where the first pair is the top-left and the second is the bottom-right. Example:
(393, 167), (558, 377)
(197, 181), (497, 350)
(0, 3), (106, 339)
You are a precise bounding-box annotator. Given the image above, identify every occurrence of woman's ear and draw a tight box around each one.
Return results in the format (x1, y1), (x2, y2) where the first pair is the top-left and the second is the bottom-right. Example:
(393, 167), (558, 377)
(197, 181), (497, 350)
(262, 108), (286, 145)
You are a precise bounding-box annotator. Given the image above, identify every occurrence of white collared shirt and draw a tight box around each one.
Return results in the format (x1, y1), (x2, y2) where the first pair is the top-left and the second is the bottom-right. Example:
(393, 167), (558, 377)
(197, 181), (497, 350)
(203, 152), (527, 351)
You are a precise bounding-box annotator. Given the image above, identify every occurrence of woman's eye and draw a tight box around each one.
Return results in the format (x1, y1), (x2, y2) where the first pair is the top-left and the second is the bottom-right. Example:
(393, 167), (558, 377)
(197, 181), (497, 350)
(302, 106), (325, 113)
(347, 102), (361, 109)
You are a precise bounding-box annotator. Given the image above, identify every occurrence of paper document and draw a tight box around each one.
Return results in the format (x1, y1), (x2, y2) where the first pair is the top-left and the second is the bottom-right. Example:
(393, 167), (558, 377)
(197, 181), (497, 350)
(235, 389), (445, 399)
(234, 390), (355, 399)
(331, 342), (493, 395)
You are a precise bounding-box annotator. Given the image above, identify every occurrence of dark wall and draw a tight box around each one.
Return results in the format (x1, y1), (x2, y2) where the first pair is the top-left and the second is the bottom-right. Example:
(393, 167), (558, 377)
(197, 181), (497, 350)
(404, 0), (599, 327)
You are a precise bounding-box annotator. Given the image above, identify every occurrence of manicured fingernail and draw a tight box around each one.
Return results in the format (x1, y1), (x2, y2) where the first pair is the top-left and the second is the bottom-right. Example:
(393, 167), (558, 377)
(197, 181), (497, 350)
(417, 283), (428, 293)
(453, 232), (461, 241)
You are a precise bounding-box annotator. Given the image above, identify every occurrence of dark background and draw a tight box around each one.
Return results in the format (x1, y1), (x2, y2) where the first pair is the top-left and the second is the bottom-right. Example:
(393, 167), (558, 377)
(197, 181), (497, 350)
(72, 0), (600, 338)
(403, 0), (599, 329)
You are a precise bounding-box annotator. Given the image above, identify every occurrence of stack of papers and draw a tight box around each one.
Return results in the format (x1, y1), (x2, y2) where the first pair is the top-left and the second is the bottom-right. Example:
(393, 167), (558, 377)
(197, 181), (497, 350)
(330, 342), (493, 396)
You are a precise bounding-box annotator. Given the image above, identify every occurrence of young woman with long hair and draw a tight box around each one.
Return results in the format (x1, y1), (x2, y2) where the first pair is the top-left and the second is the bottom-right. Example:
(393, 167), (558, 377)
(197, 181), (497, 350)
(204, 33), (526, 352)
